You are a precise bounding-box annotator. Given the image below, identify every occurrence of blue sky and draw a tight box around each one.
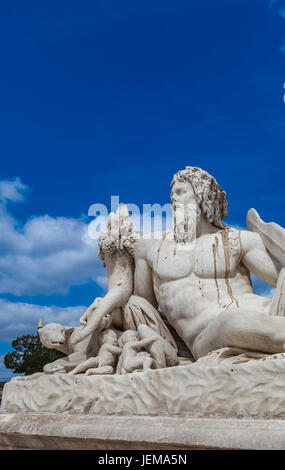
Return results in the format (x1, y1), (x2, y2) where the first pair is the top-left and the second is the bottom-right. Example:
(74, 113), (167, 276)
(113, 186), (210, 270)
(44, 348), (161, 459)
(0, 0), (284, 376)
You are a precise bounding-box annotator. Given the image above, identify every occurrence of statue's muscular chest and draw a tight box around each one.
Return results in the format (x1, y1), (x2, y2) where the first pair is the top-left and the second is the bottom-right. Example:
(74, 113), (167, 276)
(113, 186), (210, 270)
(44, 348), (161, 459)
(147, 230), (241, 282)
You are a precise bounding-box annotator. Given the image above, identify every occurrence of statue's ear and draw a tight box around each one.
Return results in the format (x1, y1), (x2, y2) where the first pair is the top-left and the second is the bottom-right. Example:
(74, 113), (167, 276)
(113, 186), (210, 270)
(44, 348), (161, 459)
(65, 327), (75, 338)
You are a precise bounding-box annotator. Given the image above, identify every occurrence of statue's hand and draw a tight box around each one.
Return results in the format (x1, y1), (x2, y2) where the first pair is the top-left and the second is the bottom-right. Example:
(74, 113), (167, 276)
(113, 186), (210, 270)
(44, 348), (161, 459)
(100, 312), (112, 330)
(80, 297), (102, 325)
(70, 313), (113, 349)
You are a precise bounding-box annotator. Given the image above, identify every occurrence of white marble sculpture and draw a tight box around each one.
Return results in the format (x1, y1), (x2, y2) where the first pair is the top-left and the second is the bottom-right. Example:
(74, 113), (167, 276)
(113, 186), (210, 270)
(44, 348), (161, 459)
(3, 165), (285, 418)
(38, 322), (100, 374)
(70, 328), (122, 376)
(69, 166), (285, 361)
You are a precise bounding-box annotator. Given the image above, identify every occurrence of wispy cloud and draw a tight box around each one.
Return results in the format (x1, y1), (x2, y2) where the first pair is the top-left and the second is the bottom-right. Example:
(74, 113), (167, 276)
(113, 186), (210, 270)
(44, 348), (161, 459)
(0, 180), (105, 296)
(0, 299), (86, 343)
(270, 0), (285, 19)
(0, 177), (28, 204)
(269, 0), (285, 52)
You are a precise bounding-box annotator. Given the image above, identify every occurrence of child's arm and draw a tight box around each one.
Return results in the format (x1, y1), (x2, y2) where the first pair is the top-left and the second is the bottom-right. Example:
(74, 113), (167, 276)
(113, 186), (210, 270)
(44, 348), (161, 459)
(133, 337), (158, 350)
(107, 345), (122, 355)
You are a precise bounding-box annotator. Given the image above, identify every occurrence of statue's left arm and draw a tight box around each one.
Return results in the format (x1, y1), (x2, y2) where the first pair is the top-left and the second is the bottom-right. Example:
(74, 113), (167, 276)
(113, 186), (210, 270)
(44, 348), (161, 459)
(70, 204), (137, 347)
(134, 241), (158, 309)
(240, 231), (278, 287)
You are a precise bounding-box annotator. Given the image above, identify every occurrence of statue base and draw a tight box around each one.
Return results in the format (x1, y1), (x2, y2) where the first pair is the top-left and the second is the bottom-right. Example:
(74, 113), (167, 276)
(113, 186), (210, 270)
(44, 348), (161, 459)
(1, 412), (285, 450)
(2, 351), (285, 417)
(2, 349), (285, 449)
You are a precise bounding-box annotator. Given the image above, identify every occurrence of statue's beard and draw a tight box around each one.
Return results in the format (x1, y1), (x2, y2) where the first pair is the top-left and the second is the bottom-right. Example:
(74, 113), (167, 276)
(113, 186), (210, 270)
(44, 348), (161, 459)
(172, 202), (201, 244)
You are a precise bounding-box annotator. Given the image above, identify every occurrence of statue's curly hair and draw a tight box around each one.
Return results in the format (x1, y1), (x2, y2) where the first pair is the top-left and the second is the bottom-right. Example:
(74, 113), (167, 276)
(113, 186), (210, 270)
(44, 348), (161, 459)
(170, 166), (228, 228)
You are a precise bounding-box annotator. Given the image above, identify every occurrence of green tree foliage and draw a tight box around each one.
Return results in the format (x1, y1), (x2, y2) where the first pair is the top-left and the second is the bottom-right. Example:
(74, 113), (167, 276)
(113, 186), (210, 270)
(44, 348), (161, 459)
(4, 334), (65, 375)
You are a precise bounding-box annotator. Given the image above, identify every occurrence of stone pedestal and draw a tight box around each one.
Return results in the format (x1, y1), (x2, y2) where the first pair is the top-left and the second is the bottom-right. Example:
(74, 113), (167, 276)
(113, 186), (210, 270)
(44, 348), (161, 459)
(1, 412), (285, 450)
(2, 354), (285, 450)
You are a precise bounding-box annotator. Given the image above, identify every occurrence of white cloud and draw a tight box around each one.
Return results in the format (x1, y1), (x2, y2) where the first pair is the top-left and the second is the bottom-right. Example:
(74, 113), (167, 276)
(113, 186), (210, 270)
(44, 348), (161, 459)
(0, 298), (86, 343)
(0, 179), (172, 301)
(0, 297), (88, 379)
(0, 177), (28, 204)
(270, 0), (285, 19)
(0, 178), (108, 375)
(269, 0), (285, 52)
(0, 183), (107, 296)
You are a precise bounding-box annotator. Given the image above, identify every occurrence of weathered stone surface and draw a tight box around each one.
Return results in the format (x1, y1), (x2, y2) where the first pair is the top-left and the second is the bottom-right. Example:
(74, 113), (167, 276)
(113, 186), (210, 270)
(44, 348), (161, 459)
(1, 412), (285, 450)
(3, 351), (285, 417)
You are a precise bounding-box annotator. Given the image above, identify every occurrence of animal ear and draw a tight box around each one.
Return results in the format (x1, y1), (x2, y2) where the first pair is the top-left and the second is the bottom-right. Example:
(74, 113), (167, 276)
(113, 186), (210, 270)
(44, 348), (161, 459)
(65, 327), (75, 337)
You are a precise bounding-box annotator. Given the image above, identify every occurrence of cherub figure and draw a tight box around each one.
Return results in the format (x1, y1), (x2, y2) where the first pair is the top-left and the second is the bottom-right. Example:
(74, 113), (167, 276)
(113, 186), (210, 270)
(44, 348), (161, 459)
(136, 324), (179, 369)
(116, 330), (158, 374)
(69, 328), (121, 376)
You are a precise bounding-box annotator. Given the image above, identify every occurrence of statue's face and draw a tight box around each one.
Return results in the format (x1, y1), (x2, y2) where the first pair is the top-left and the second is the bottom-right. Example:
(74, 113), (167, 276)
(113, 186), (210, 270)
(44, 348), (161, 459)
(171, 179), (199, 244)
(100, 329), (117, 345)
(171, 180), (195, 205)
(122, 330), (139, 344)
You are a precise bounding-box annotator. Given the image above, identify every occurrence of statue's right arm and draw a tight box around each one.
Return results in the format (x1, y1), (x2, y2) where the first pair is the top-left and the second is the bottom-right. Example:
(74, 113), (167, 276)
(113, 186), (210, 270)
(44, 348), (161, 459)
(108, 345), (122, 355)
(241, 231), (278, 287)
(134, 241), (158, 309)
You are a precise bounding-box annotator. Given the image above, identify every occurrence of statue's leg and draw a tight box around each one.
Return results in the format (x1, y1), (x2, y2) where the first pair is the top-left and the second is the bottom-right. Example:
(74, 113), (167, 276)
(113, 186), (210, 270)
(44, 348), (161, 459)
(192, 308), (285, 359)
(69, 357), (99, 375)
(85, 366), (114, 375)
(269, 267), (285, 316)
(123, 356), (148, 373)
(143, 356), (153, 371)
(43, 352), (83, 374)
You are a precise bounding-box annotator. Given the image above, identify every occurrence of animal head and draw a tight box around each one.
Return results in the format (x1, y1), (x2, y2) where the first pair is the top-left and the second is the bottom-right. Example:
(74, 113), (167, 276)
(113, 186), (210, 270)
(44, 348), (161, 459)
(38, 322), (74, 354)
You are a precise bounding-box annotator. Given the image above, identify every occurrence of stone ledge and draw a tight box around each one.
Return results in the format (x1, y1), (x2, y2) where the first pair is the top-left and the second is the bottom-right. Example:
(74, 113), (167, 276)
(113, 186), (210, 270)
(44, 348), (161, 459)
(1, 412), (285, 450)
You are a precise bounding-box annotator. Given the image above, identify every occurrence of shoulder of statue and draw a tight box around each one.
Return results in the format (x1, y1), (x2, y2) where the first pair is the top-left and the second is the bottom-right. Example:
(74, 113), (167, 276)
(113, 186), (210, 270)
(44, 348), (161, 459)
(239, 229), (262, 252)
(222, 226), (245, 257)
(134, 235), (163, 259)
(134, 238), (147, 258)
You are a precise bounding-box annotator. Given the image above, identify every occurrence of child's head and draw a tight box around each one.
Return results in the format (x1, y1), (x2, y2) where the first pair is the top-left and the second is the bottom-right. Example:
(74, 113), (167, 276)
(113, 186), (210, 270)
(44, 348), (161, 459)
(119, 330), (139, 347)
(99, 328), (118, 346)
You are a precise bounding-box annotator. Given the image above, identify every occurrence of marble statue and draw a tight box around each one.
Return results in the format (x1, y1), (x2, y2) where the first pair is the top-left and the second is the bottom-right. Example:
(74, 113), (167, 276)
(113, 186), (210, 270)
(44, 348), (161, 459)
(132, 166), (284, 360)
(136, 324), (179, 369)
(38, 322), (100, 374)
(70, 328), (122, 376)
(116, 330), (156, 374)
(3, 165), (285, 420)
(69, 166), (285, 362)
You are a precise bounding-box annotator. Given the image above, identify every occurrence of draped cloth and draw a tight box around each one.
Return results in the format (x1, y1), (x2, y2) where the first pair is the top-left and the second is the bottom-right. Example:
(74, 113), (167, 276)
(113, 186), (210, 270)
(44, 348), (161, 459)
(123, 295), (178, 351)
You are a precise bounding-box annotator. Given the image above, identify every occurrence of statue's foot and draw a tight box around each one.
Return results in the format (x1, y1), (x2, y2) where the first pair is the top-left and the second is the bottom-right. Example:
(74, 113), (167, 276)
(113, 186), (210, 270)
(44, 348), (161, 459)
(85, 366), (114, 375)
(43, 364), (66, 374)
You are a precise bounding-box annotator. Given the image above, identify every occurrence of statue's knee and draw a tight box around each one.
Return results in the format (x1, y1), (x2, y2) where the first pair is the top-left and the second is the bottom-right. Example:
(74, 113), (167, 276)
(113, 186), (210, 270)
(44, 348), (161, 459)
(216, 310), (241, 343)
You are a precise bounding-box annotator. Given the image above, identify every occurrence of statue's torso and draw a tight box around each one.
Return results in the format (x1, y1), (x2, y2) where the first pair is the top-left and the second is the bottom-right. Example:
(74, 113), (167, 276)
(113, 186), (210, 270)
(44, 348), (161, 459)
(142, 229), (269, 349)
(151, 229), (240, 280)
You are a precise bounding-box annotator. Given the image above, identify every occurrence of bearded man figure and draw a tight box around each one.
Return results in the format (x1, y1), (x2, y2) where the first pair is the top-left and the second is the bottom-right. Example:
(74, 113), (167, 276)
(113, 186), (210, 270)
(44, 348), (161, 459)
(134, 166), (285, 360)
